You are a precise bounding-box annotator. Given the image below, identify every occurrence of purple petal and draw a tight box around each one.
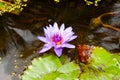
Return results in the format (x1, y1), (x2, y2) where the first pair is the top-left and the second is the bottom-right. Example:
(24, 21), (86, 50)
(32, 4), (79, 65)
(63, 31), (74, 42)
(63, 27), (74, 39)
(48, 24), (57, 35)
(60, 23), (65, 34)
(44, 27), (49, 35)
(62, 43), (75, 48)
(39, 44), (52, 53)
(49, 24), (53, 29)
(64, 27), (72, 34)
(53, 22), (59, 32)
(37, 36), (48, 43)
(44, 27), (52, 38)
(54, 44), (62, 48)
(54, 48), (63, 57)
(66, 35), (77, 42)
(48, 25), (53, 33)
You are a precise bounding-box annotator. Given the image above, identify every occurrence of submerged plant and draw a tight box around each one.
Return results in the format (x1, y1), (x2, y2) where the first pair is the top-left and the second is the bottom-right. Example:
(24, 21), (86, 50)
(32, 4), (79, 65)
(37, 22), (77, 57)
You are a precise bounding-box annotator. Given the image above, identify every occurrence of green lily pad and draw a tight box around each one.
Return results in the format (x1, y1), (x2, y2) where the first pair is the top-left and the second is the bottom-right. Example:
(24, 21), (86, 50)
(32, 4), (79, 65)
(80, 47), (120, 80)
(21, 54), (80, 80)
(21, 46), (120, 80)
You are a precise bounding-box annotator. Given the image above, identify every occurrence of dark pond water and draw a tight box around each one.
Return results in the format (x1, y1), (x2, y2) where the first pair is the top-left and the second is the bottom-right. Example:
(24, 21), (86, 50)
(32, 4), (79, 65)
(0, 0), (120, 80)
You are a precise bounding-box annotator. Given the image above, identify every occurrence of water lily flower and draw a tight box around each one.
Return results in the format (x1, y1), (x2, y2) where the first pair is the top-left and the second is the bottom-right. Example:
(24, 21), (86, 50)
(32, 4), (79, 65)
(37, 22), (77, 57)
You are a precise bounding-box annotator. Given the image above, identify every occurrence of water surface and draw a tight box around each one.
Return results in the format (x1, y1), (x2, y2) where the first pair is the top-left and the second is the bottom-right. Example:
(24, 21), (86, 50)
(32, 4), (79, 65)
(0, 0), (120, 80)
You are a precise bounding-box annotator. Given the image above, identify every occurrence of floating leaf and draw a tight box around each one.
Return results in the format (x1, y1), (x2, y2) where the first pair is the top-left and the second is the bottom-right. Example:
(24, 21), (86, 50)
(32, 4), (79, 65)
(90, 47), (118, 69)
(80, 47), (120, 80)
(21, 54), (80, 80)
(22, 46), (120, 80)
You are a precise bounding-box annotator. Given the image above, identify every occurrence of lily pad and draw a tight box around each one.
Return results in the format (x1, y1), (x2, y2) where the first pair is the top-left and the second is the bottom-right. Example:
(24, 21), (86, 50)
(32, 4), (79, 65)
(21, 54), (80, 80)
(80, 47), (120, 80)
(21, 46), (120, 80)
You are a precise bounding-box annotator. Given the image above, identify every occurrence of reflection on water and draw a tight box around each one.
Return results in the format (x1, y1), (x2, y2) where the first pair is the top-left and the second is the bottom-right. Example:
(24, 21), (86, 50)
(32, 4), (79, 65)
(109, 1), (120, 27)
(91, 0), (120, 52)
(0, 27), (40, 80)
(0, 0), (120, 80)
(9, 27), (37, 42)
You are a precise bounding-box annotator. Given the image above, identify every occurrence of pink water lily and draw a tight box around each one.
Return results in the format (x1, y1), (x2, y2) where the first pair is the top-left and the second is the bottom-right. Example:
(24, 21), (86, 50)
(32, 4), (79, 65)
(37, 22), (77, 57)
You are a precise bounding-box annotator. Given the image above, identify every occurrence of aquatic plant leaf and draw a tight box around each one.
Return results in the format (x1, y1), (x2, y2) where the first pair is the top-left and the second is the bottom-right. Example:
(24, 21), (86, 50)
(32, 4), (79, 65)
(112, 53), (120, 63)
(39, 71), (60, 80)
(80, 47), (120, 80)
(57, 62), (80, 79)
(59, 54), (71, 64)
(22, 47), (120, 80)
(90, 47), (118, 69)
(21, 54), (80, 80)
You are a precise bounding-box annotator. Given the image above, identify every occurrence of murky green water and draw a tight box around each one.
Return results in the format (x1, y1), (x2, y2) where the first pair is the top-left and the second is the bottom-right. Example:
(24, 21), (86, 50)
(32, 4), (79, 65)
(0, 0), (120, 80)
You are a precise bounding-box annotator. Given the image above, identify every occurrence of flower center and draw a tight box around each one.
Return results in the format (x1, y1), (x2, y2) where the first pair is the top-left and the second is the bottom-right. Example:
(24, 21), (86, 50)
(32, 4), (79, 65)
(51, 34), (63, 45)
